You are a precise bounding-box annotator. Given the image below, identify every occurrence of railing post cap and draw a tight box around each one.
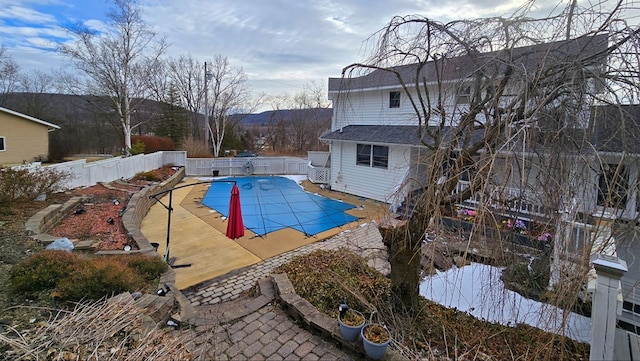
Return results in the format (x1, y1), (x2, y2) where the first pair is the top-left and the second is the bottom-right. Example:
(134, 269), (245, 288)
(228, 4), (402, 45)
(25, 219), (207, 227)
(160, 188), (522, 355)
(591, 254), (628, 277)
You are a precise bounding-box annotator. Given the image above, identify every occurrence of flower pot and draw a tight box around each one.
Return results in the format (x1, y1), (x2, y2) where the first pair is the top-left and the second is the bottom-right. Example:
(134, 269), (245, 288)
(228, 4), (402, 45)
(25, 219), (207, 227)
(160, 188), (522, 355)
(361, 323), (391, 360)
(338, 309), (365, 342)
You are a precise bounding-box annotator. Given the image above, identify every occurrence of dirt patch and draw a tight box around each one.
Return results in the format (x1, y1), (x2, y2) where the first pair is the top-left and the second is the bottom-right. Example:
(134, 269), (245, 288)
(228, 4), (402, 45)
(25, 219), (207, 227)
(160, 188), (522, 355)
(0, 166), (178, 337)
(49, 166), (177, 251)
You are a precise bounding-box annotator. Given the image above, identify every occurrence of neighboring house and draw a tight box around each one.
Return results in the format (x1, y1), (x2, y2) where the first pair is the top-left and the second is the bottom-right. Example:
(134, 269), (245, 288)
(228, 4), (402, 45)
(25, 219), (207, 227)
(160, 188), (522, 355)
(0, 106), (60, 165)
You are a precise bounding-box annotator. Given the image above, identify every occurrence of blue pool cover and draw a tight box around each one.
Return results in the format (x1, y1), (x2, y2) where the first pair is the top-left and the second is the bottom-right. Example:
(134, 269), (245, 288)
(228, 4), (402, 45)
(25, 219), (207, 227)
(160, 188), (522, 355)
(202, 176), (358, 237)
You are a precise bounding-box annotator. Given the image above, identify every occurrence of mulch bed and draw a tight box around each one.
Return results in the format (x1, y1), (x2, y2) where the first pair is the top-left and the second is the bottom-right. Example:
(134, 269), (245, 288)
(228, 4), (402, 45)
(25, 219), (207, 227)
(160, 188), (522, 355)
(50, 166), (177, 251)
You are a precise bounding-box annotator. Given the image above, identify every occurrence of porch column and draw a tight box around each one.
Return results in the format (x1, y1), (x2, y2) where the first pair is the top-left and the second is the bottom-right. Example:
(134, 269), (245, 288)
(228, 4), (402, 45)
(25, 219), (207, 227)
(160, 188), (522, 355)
(590, 254), (627, 361)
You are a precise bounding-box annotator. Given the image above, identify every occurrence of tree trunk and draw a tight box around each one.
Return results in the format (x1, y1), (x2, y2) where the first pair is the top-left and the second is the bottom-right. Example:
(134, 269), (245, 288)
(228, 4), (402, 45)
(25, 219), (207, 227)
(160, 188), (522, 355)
(382, 223), (423, 313)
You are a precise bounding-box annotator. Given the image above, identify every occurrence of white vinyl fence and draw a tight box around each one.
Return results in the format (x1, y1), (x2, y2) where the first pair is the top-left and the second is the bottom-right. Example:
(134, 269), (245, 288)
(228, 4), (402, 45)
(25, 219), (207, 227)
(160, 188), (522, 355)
(24, 151), (187, 189)
(19, 151), (311, 190)
(185, 156), (308, 176)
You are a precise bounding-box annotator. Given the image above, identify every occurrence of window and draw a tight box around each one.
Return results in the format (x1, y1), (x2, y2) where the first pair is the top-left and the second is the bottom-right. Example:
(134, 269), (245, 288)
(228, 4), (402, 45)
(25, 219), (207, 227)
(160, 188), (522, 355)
(389, 91), (400, 108)
(0, 136), (5, 151)
(457, 85), (471, 104)
(356, 144), (388, 169)
(598, 163), (628, 208)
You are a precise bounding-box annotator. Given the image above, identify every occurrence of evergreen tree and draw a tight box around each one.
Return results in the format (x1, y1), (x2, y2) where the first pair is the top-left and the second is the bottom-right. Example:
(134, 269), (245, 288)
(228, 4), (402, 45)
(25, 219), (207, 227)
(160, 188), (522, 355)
(156, 85), (188, 147)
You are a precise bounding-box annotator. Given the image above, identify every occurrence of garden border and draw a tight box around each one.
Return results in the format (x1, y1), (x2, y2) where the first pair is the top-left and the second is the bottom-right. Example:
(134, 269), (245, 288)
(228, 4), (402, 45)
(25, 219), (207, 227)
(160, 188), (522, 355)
(24, 166), (185, 255)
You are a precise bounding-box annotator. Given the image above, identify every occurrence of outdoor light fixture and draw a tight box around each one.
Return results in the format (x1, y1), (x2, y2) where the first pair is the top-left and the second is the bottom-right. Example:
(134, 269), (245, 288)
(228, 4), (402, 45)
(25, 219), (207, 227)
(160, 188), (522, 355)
(338, 300), (349, 317)
(156, 283), (170, 296)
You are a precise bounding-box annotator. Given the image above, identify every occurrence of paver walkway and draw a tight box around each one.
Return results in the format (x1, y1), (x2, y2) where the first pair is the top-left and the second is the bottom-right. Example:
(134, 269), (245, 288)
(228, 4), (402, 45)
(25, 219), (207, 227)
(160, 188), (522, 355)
(175, 278), (355, 360)
(183, 222), (388, 306)
(179, 222), (390, 360)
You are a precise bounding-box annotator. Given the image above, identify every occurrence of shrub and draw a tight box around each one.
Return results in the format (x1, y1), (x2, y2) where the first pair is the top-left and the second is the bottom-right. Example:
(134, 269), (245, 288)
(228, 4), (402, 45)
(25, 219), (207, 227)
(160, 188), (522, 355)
(56, 257), (145, 301)
(121, 254), (167, 281)
(130, 140), (145, 155)
(274, 248), (390, 317)
(180, 136), (211, 158)
(9, 251), (165, 302)
(131, 135), (175, 153)
(133, 170), (161, 182)
(9, 251), (79, 295)
(0, 166), (69, 206)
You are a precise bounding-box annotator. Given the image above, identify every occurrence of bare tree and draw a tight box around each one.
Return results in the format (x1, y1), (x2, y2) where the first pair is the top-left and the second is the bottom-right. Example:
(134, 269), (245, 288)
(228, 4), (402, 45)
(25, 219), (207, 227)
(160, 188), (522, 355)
(160, 55), (208, 139)
(0, 46), (19, 106)
(336, 2), (640, 316)
(59, 0), (167, 155)
(289, 81), (331, 152)
(205, 55), (253, 157)
(15, 70), (59, 118)
(265, 95), (290, 153)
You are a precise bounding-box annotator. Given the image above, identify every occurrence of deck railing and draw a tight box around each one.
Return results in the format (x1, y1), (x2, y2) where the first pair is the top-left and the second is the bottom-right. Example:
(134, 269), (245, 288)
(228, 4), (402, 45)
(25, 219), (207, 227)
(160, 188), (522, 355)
(453, 180), (546, 219)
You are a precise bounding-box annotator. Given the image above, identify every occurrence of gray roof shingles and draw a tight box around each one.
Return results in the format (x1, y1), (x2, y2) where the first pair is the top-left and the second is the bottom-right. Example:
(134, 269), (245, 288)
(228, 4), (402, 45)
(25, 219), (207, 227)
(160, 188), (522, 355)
(320, 125), (485, 148)
(329, 34), (608, 92)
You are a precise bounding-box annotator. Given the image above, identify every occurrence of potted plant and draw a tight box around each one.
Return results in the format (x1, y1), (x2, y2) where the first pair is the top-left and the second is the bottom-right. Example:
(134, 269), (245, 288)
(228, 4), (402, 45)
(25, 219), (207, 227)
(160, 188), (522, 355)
(361, 323), (391, 360)
(337, 307), (365, 342)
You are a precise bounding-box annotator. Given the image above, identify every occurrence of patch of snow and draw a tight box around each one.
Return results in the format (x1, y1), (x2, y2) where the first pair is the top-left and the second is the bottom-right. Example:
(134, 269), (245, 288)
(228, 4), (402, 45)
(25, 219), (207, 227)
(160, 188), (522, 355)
(419, 263), (591, 343)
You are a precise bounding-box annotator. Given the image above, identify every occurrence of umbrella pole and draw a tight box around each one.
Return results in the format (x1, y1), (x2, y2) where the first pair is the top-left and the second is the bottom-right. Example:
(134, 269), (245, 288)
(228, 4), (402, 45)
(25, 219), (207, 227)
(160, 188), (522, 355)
(163, 189), (173, 263)
(149, 179), (237, 268)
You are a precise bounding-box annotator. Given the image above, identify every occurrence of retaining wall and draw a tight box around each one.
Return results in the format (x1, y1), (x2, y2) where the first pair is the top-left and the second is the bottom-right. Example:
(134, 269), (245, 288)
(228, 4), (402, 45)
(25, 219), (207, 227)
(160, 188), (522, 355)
(24, 167), (185, 255)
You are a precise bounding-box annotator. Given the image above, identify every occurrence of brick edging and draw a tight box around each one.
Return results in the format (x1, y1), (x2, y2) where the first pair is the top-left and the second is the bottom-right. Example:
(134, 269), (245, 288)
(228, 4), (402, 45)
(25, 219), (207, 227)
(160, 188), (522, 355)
(101, 166), (185, 255)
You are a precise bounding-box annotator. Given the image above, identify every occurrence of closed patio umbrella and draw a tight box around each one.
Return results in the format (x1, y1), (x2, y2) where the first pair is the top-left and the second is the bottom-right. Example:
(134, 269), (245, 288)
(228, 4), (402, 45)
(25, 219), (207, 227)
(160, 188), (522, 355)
(226, 184), (245, 239)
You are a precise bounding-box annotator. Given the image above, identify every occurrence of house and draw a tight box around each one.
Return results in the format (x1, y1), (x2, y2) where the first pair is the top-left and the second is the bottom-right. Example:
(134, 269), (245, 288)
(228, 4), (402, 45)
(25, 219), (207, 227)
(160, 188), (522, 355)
(320, 34), (609, 210)
(316, 32), (640, 351)
(0, 106), (60, 165)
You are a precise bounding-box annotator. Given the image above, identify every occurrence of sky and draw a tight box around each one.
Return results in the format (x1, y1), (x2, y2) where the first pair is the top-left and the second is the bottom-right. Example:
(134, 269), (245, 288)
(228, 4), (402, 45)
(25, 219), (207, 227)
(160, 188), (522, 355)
(1, 0), (561, 110)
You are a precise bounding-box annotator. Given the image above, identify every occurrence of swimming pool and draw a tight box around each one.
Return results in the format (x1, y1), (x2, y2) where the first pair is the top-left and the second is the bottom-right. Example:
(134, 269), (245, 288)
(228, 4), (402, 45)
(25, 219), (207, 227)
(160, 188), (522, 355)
(202, 176), (358, 237)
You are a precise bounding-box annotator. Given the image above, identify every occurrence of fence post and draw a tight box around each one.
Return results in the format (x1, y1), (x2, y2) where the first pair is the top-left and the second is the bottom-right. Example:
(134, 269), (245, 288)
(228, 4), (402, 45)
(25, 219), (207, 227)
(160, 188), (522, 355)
(590, 254), (627, 361)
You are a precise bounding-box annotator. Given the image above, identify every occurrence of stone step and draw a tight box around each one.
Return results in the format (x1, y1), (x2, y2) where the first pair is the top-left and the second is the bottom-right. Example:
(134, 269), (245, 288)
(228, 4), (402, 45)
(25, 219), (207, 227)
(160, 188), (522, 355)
(73, 239), (96, 251)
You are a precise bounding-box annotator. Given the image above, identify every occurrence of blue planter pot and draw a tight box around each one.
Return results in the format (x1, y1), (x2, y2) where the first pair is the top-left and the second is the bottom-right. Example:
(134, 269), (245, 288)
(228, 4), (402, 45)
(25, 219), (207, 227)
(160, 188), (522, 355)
(361, 324), (391, 360)
(338, 310), (365, 342)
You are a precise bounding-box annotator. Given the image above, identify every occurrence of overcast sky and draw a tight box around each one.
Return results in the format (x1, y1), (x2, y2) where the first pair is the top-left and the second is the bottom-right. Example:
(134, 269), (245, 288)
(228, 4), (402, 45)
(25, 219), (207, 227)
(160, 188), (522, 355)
(2, 0), (560, 110)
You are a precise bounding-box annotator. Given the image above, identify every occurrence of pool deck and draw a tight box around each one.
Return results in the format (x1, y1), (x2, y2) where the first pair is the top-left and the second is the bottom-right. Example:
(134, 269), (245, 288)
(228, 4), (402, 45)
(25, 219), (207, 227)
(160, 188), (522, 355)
(141, 177), (389, 290)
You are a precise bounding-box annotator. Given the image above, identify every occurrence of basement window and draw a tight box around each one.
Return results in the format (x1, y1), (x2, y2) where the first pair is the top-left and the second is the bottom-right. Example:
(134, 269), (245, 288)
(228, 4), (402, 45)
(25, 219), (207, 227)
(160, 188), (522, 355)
(0, 136), (5, 151)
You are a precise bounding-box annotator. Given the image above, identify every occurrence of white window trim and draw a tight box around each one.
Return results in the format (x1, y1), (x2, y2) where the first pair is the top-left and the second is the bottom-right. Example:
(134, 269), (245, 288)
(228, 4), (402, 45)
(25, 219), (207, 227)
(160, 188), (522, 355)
(356, 143), (389, 169)
(0, 136), (5, 152)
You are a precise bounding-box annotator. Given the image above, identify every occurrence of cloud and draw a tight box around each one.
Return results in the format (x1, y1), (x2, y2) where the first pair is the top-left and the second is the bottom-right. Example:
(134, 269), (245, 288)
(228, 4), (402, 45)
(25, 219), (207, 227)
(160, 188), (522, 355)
(2, 0), (589, 108)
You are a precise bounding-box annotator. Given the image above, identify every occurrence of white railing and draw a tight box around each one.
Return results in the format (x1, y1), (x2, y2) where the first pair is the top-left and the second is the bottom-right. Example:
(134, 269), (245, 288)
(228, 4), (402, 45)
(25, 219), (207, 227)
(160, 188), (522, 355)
(453, 181), (546, 218)
(308, 163), (330, 184)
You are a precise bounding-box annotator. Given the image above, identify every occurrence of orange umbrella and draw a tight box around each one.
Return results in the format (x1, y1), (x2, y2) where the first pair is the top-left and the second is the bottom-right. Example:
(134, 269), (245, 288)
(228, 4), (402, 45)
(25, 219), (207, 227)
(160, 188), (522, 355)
(226, 184), (245, 239)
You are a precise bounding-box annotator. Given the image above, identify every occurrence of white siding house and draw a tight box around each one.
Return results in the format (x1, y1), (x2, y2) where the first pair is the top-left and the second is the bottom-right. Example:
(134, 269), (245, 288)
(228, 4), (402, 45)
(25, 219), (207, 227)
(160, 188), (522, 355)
(320, 32), (640, 350)
(321, 34), (613, 212)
